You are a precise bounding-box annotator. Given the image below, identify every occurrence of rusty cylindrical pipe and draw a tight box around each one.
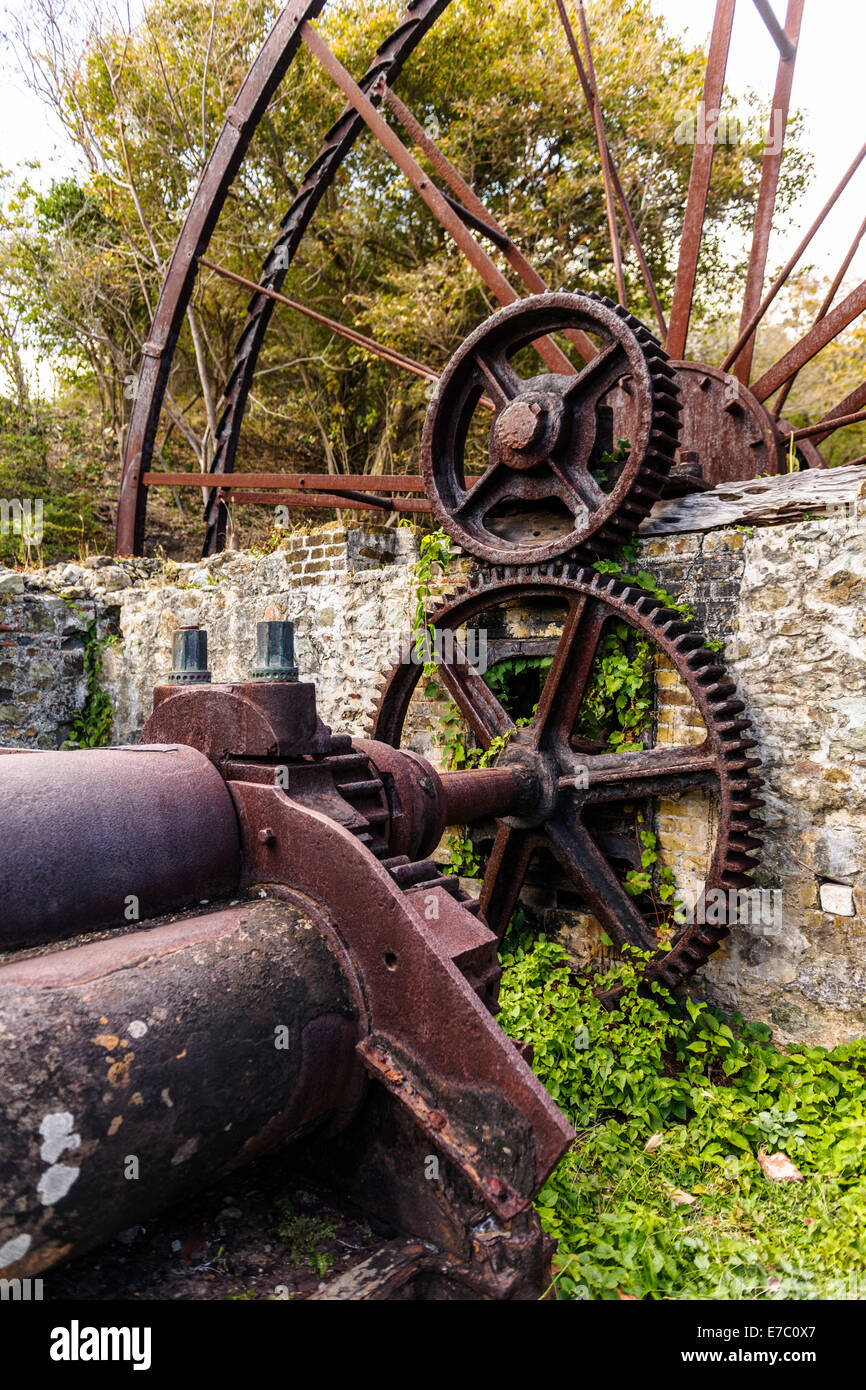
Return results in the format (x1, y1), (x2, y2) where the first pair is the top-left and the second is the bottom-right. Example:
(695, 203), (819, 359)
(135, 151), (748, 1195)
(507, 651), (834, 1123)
(0, 746), (241, 948)
(438, 766), (532, 826)
(0, 897), (366, 1279)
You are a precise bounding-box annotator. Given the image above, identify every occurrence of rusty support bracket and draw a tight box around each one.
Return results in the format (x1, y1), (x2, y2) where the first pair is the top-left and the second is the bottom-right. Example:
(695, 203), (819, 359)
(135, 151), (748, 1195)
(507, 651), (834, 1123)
(300, 21), (577, 378)
(667, 0), (737, 359)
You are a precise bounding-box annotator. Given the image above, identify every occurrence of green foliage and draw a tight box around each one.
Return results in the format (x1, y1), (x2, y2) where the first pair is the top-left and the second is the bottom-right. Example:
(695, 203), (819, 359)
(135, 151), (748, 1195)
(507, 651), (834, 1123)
(498, 935), (866, 1300)
(573, 616), (655, 752)
(412, 528), (455, 657)
(483, 653), (552, 712)
(576, 560), (693, 756)
(63, 614), (116, 749)
(0, 0), (813, 529)
(445, 829), (484, 878)
(622, 811), (685, 940)
(0, 400), (111, 564)
(272, 1201), (335, 1280)
(591, 436), (630, 487)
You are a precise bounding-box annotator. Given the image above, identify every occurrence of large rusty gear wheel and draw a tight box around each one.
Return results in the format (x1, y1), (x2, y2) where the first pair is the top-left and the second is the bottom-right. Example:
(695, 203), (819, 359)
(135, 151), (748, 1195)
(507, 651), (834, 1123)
(369, 563), (763, 992)
(421, 292), (682, 564)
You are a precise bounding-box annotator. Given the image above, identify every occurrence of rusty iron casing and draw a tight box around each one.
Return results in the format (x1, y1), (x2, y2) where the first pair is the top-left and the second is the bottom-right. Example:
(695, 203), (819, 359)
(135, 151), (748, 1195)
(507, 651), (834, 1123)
(0, 639), (576, 1296)
(0, 746), (241, 948)
(0, 898), (366, 1278)
(146, 679), (334, 760)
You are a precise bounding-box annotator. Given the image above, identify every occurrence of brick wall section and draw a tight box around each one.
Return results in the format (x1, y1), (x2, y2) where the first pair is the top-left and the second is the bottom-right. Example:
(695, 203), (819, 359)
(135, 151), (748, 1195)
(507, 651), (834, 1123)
(635, 530), (748, 639)
(655, 652), (716, 921)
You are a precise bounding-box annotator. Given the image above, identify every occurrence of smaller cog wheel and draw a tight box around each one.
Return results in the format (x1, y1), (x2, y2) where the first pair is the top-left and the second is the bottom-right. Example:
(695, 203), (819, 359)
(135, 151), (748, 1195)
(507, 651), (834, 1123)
(421, 292), (681, 565)
(369, 564), (763, 993)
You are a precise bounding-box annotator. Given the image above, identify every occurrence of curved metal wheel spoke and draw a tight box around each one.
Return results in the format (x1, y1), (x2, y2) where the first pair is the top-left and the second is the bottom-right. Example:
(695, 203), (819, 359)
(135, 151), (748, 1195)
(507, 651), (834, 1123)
(479, 822), (538, 941)
(575, 742), (718, 804)
(435, 639), (515, 749)
(561, 340), (627, 406)
(474, 351), (523, 407)
(545, 815), (658, 952)
(454, 463), (511, 528)
(529, 595), (608, 750)
(546, 454), (601, 512)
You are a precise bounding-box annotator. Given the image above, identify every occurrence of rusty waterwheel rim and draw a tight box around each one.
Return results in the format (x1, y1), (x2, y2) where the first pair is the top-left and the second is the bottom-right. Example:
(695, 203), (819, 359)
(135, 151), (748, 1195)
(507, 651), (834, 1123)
(116, 0), (866, 558)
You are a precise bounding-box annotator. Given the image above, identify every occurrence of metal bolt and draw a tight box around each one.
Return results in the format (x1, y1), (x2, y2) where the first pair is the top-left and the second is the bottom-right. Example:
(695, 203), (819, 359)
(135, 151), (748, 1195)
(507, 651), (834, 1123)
(168, 626), (211, 684)
(258, 827), (275, 845)
(251, 620), (298, 682)
(497, 399), (543, 451)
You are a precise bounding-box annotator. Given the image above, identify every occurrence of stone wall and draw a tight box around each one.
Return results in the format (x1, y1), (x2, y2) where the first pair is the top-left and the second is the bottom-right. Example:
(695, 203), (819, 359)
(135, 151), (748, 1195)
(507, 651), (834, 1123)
(2, 509), (866, 1048)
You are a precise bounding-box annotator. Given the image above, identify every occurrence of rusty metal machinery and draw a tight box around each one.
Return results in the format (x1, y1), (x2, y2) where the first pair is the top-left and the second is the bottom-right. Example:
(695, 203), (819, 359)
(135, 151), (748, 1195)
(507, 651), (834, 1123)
(2, 0), (786, 1299)
(421, 292), (682, 564)
(371, 564), (764, 991)
(114, 0), (866, 556)
(0, 621), (576, 1299)
(0, 592), (761, 1295)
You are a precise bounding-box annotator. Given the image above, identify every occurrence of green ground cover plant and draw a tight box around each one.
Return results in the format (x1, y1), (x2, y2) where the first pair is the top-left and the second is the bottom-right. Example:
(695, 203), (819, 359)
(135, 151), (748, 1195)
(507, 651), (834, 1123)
(498, 934), (866, 1300)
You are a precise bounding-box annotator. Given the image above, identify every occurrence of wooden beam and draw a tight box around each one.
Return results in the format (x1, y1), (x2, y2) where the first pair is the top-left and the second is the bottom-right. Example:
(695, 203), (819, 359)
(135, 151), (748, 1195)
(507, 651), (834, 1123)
(640, 460), (866, 535)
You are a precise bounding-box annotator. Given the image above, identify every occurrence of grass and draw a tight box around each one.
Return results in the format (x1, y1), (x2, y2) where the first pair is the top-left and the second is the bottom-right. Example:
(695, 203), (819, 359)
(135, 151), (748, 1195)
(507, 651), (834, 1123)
(498, 934), (866, 1301)
(272, 1200), (335, 1281)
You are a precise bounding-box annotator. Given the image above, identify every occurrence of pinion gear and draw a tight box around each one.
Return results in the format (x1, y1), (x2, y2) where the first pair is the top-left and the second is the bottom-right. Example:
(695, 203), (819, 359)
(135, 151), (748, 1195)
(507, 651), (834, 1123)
(421, 292), (681, 564)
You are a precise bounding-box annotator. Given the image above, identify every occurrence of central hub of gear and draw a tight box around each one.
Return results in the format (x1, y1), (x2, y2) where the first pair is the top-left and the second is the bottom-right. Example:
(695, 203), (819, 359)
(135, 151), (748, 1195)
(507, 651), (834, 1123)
(492, 390), (565, 470)
(497, 400), (542, 451)
(421, 291), (681, 565)
(496, 738), (559, 829)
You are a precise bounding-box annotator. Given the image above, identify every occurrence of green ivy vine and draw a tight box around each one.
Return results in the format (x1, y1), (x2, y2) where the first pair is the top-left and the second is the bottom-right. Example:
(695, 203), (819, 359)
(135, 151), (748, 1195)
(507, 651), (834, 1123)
(62, 606), (116, 749)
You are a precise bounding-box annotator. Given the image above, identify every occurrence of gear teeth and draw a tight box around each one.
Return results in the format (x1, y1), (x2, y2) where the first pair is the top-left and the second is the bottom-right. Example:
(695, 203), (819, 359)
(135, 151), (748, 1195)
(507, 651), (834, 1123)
(368, 563), (763, 993)
(730, 834), (763, 852)
(425, 292), (681, 561)
(715, 698), (746, 717)
(634, 595), (660, 614)
(720, 870), (756, 890)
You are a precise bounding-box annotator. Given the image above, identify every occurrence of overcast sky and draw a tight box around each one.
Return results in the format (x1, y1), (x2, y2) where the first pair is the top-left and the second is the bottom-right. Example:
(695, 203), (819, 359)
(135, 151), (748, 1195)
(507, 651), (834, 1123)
(0, 1), (863, 285)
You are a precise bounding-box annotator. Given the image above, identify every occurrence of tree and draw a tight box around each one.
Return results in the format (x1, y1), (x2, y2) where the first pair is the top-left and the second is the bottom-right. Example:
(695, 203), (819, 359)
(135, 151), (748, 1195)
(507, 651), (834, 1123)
(0, 0), (815, 539)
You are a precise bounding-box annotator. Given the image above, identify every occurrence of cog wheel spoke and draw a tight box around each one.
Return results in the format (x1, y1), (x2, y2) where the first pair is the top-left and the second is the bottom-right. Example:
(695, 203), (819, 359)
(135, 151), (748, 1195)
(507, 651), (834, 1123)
(529, 592), (608, 752)
(435, 640), (515, 749)
(573, 742), (719, 804)
(545, 813), (658, 953)
(561, 340), (628, 406)
(544, 455), (599, 517)
(454, 463), (513, 530)
(479, 823), (539, 941)
(474, 350), (524, 407)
